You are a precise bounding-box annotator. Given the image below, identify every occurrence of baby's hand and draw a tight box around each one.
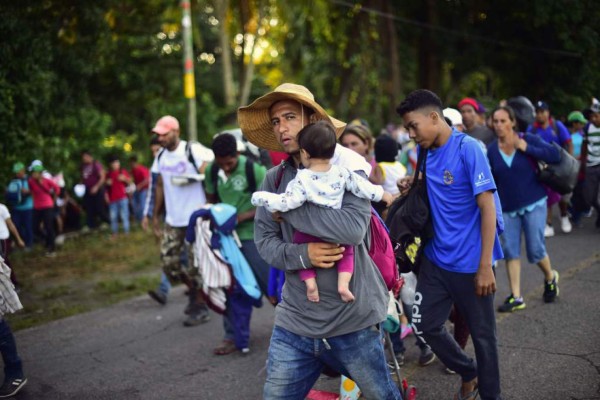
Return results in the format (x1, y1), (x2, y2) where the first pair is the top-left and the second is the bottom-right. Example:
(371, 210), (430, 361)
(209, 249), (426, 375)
(381, 192), (393, 207)
(271, 211), (284, 223)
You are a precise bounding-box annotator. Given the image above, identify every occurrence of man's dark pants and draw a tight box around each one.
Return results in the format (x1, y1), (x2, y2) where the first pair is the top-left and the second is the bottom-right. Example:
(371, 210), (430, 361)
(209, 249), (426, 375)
(83, 188), (109, 229)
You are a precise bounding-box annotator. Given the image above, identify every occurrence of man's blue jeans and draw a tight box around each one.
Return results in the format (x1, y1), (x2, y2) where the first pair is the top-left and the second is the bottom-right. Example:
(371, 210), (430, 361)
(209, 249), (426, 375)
(264, 325), (402, 400)
(11, 209), (33, 248)
(108, 198), (130, 234)
(132, 189), (148, 222)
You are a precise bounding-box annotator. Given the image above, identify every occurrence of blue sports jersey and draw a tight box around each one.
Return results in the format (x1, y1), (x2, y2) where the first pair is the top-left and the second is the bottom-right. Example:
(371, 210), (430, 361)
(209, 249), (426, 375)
(424, 130), (504, 273)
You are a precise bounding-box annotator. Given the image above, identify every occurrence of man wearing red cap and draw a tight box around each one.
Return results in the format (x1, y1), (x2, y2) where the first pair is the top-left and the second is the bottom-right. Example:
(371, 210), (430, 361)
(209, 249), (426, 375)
(458, 97), (495, 146)
(147, 115), (215, 326)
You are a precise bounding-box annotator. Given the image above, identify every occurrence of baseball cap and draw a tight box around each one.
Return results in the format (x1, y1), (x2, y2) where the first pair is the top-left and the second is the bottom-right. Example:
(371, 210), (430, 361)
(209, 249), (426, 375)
(152, 115), (180, 135)
(458, 97), (480, 112)
(535, 101), (550, 111)
(29, 159), (43, 171)
(567, 111), (587, 124)
(31, 164), (44, 172)
(443, 108), (463, 126)
(12, 162), (25, 173)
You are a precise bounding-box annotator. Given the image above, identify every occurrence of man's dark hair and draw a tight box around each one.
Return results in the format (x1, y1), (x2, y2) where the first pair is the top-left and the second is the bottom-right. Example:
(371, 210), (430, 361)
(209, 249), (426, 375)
(80, 149), (92, 157)
(212, 133), (238, 158)
(297, 121), (336, 159)
(107, 154), (120, 163)
(374, 134), (400, 163)
(129, 154), (138, 162)
(396, 89), (444, 117)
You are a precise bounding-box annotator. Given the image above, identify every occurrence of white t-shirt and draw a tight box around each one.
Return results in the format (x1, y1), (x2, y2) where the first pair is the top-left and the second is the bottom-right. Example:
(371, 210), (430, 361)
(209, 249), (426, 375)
(331, 144), (372, 177)
(151, 140), (214, 227)
(252, 165), (384, 212)
(0, 204), (11, 240)
(379, 161), (407, 195)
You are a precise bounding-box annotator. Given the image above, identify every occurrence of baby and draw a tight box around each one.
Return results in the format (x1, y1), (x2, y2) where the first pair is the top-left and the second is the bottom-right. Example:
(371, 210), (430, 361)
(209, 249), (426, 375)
(252, 121), (392, 302)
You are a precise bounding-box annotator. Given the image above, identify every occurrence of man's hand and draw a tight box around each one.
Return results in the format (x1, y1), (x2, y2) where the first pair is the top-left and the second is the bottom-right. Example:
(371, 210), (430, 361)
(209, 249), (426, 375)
(397, 176), (414, 196)
(16, 238), (25, 248)
(271, 211), (284, 223)
(307, 242), (344, 268)
(381, 192), (393, 207)
(90, 185), (99, 195)
(474, 265), (496, 297)
(141, 216), (149, 231)
(152, 216), (162, 239)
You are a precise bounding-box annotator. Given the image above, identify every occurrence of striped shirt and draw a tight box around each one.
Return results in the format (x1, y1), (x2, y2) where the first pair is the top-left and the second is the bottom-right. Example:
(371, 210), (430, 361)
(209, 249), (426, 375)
(586, 124), (600, 167)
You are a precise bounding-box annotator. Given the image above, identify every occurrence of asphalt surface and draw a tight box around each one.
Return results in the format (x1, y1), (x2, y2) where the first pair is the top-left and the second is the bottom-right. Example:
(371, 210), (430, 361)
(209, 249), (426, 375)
(11, 213), (600, 400)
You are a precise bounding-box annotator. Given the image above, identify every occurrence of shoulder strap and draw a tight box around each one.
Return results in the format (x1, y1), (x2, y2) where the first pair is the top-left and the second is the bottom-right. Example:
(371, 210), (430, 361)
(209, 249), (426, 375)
(245, 158), (256, 193)
(210, 162), (220, 198)
(274, 162), (286, 190)
(156, 148), (166, 166)
(186, 141), (199, 172)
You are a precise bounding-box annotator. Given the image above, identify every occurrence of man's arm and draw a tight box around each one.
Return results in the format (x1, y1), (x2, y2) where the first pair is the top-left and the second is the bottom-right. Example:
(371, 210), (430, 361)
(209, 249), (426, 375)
(474, 190), (497, 296)
(5, 218), (24, 248)
(152, 174), (164, 238)
(91, 163), (106, 194)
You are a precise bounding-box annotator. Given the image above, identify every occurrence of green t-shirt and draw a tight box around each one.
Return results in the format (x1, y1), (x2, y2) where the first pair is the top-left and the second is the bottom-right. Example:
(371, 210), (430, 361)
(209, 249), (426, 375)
(204, 155), (266, 241)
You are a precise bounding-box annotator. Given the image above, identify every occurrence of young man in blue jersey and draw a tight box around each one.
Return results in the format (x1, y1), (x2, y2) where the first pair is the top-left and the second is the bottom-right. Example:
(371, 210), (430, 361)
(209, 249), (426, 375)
(397, 90), (504, 400)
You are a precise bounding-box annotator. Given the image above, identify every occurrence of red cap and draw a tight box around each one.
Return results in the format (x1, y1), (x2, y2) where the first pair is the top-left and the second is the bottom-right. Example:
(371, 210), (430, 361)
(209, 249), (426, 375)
(458, 98), (480, 112)
(152, 115), (180, 135)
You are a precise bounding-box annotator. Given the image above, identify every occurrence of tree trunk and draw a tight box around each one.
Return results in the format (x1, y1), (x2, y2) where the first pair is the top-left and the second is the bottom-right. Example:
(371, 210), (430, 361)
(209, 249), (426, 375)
(384, 0), (401, 118)
(214, 0), (235, 107)
(418, 0), (440, 92)
(238, 0), (263, 106)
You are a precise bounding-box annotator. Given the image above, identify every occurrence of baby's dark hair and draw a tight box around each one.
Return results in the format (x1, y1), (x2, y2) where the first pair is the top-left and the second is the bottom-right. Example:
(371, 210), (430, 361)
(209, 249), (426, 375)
(396, 89), (444, 117)
(297, 121), (337, 159)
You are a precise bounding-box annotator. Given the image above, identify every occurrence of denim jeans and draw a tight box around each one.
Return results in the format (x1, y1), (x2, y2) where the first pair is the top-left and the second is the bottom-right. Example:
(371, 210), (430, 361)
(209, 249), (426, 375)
(264, 325), (402, 400)
(0, 319), (23, 381)
(132, 189), (148, 222)
(11, 209), (33, 248)
(109, 198), (130, 234)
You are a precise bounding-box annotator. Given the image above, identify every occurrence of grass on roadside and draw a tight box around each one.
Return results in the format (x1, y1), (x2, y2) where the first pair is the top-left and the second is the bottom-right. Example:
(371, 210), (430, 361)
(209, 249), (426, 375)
(6, 227), (163, 331)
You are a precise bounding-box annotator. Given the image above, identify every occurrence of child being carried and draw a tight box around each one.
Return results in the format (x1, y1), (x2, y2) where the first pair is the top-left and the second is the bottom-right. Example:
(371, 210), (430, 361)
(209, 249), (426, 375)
(252, 121), (392, 303)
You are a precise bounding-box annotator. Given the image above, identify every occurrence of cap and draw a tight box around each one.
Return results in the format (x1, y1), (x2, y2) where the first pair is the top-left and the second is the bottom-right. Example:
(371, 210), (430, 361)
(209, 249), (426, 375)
(535, 101), (550, 111)
(567, 111), (587, 124)
(590, 102), (600, 114)
(443, 108), (463, 126)
(29, 159), (43, 171)
(152, 115), (180, 135)
(477, 101), (487, 114)
(31, 164), (44, 172)
(458, 97), (480, 112)
(12, 162), (25, 173)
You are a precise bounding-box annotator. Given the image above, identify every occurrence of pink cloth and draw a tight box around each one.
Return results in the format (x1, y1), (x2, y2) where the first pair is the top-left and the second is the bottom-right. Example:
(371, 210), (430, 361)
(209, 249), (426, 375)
(28, 177), (59, 210)
(293, 231), (354, 281)
(545, 186), (561, 207)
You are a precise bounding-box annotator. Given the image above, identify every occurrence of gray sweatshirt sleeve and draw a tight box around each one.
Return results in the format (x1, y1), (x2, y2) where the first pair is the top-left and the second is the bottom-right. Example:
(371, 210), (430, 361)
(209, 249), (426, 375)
(254, 168), (312, 272)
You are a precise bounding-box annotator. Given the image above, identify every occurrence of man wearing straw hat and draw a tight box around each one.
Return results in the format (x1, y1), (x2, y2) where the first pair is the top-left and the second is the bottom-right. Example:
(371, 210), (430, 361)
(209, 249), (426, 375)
(238, 83), (401, 399)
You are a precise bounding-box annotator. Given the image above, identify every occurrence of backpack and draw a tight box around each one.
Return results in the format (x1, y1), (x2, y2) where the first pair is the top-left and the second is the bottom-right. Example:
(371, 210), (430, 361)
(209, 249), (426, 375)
(156, 140), (199, 171)
(5, 179), (26, 208)
(209, 157), (257, 202)
(274, 161), (399, 291)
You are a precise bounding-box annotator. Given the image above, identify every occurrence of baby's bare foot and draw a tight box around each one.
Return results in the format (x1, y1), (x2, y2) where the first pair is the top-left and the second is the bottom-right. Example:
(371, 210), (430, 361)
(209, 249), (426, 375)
(339, 286), (355, 303)
(307, 285), (320, 302)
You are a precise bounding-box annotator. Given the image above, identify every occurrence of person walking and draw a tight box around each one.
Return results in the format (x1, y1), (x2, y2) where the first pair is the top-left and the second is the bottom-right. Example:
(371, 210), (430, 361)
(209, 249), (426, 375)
(487, 106), (561, 313)
(148, 115), (214, 326)
(6, 163), (33, 250)
(582, 102), (600, 229)
(80, 150), (109, 230)
(238, 83), (402, 399)
(527, 101), (574, 236)
(204, 132), (270, 355)
(397, 89), (504, 400)
(29, 163), (60, 257)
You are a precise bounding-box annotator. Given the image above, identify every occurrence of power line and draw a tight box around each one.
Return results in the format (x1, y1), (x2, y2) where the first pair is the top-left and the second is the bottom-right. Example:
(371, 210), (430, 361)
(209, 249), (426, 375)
(329, 0), (581, 58)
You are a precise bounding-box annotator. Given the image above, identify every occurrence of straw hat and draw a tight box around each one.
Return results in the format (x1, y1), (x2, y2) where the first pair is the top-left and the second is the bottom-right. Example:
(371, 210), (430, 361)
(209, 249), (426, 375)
(237, 83), (346, 151)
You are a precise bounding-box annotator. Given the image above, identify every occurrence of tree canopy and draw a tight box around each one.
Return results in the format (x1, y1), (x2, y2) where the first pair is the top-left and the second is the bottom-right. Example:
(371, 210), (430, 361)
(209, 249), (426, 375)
(1, 0), (599, 186)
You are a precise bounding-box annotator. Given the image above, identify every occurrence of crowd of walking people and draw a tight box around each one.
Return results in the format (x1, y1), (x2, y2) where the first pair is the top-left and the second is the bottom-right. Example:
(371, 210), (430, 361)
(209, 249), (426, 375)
(1, 83), (599, 399)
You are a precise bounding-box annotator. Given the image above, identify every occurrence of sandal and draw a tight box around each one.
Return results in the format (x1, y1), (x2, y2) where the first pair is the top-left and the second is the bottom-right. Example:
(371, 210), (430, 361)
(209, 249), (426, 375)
(454, 382), (478, 400)
(213, 339), (238, 356)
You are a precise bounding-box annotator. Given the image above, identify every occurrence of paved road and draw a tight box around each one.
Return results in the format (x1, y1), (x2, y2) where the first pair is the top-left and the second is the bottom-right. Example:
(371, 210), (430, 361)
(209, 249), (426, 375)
(12, 215), (600, 400)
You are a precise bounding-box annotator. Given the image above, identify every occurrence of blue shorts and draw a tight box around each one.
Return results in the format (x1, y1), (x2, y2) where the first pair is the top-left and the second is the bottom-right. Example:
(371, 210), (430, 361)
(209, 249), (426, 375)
(500, 202), (547, 264)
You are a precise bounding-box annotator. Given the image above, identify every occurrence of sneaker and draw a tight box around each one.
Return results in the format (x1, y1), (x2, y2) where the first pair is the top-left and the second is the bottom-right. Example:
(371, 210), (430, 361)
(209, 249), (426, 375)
(560, 216), (572, 233)
(497, 294), (526, 313)
(148, 290), (167, 305)
(544, 224), (555, 237)
(418, 346), (436, 366)
(445, 367), (456, 374)
(543, 270), (560, 303)
(44, 251), (57, 258)
(0, 378), (27, 398)
(183, 304), (210, 327)
(388, 352), (405, 369)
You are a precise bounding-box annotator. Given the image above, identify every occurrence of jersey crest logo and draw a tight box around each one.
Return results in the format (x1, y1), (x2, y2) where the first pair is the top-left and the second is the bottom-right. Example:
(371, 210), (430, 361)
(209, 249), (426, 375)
(443, 169), (454, 185)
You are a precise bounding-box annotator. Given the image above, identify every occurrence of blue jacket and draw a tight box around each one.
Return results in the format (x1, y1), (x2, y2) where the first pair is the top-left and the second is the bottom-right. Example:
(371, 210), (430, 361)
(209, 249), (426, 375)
(487, 133), (560, 213)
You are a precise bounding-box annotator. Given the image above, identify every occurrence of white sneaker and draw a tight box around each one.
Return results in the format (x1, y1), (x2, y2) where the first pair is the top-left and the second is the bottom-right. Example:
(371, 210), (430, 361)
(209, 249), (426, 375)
(544, 224), (555, 237)
(560, 216), (572, 233)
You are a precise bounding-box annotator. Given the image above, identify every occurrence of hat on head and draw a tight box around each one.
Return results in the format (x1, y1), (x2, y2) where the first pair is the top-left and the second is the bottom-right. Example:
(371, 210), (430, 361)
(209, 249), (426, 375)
(12, 162), (25, 173)
(152, 115), (180, 135)
(443, 108), (463, 127)
(31, 164), (44, 172)
(237, 83), (346, 152)
(567, 111), (587, 124)
(477, 101), (487, 114)
(29, 159), (42, 172)
(458, 97), (480, 112)
(535, 101), (550, 111)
